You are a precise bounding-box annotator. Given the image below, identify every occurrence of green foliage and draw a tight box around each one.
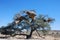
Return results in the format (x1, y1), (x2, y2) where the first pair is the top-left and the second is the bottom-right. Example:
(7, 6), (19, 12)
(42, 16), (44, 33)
(36, 15), (50, 29)
(35, 14), (54, 35)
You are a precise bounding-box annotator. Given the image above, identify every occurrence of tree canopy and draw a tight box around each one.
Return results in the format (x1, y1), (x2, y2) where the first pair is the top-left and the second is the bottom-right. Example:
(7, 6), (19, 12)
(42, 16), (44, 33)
(0, 10), (54, 39)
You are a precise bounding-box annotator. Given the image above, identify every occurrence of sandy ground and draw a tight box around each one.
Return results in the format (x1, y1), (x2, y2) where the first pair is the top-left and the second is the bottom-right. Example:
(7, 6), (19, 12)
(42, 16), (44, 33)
(0, 35), (60, 40)
(0, 31), (60, 40)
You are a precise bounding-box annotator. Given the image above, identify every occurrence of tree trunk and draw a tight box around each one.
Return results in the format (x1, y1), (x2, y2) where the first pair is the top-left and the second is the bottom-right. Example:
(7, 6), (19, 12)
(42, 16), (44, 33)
(26, 27), (36, 39)
(26, 29), (34, 39)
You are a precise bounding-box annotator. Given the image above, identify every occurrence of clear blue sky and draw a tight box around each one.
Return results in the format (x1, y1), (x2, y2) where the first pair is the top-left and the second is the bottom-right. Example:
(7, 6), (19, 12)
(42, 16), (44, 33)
(0, 0), (60, 30)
